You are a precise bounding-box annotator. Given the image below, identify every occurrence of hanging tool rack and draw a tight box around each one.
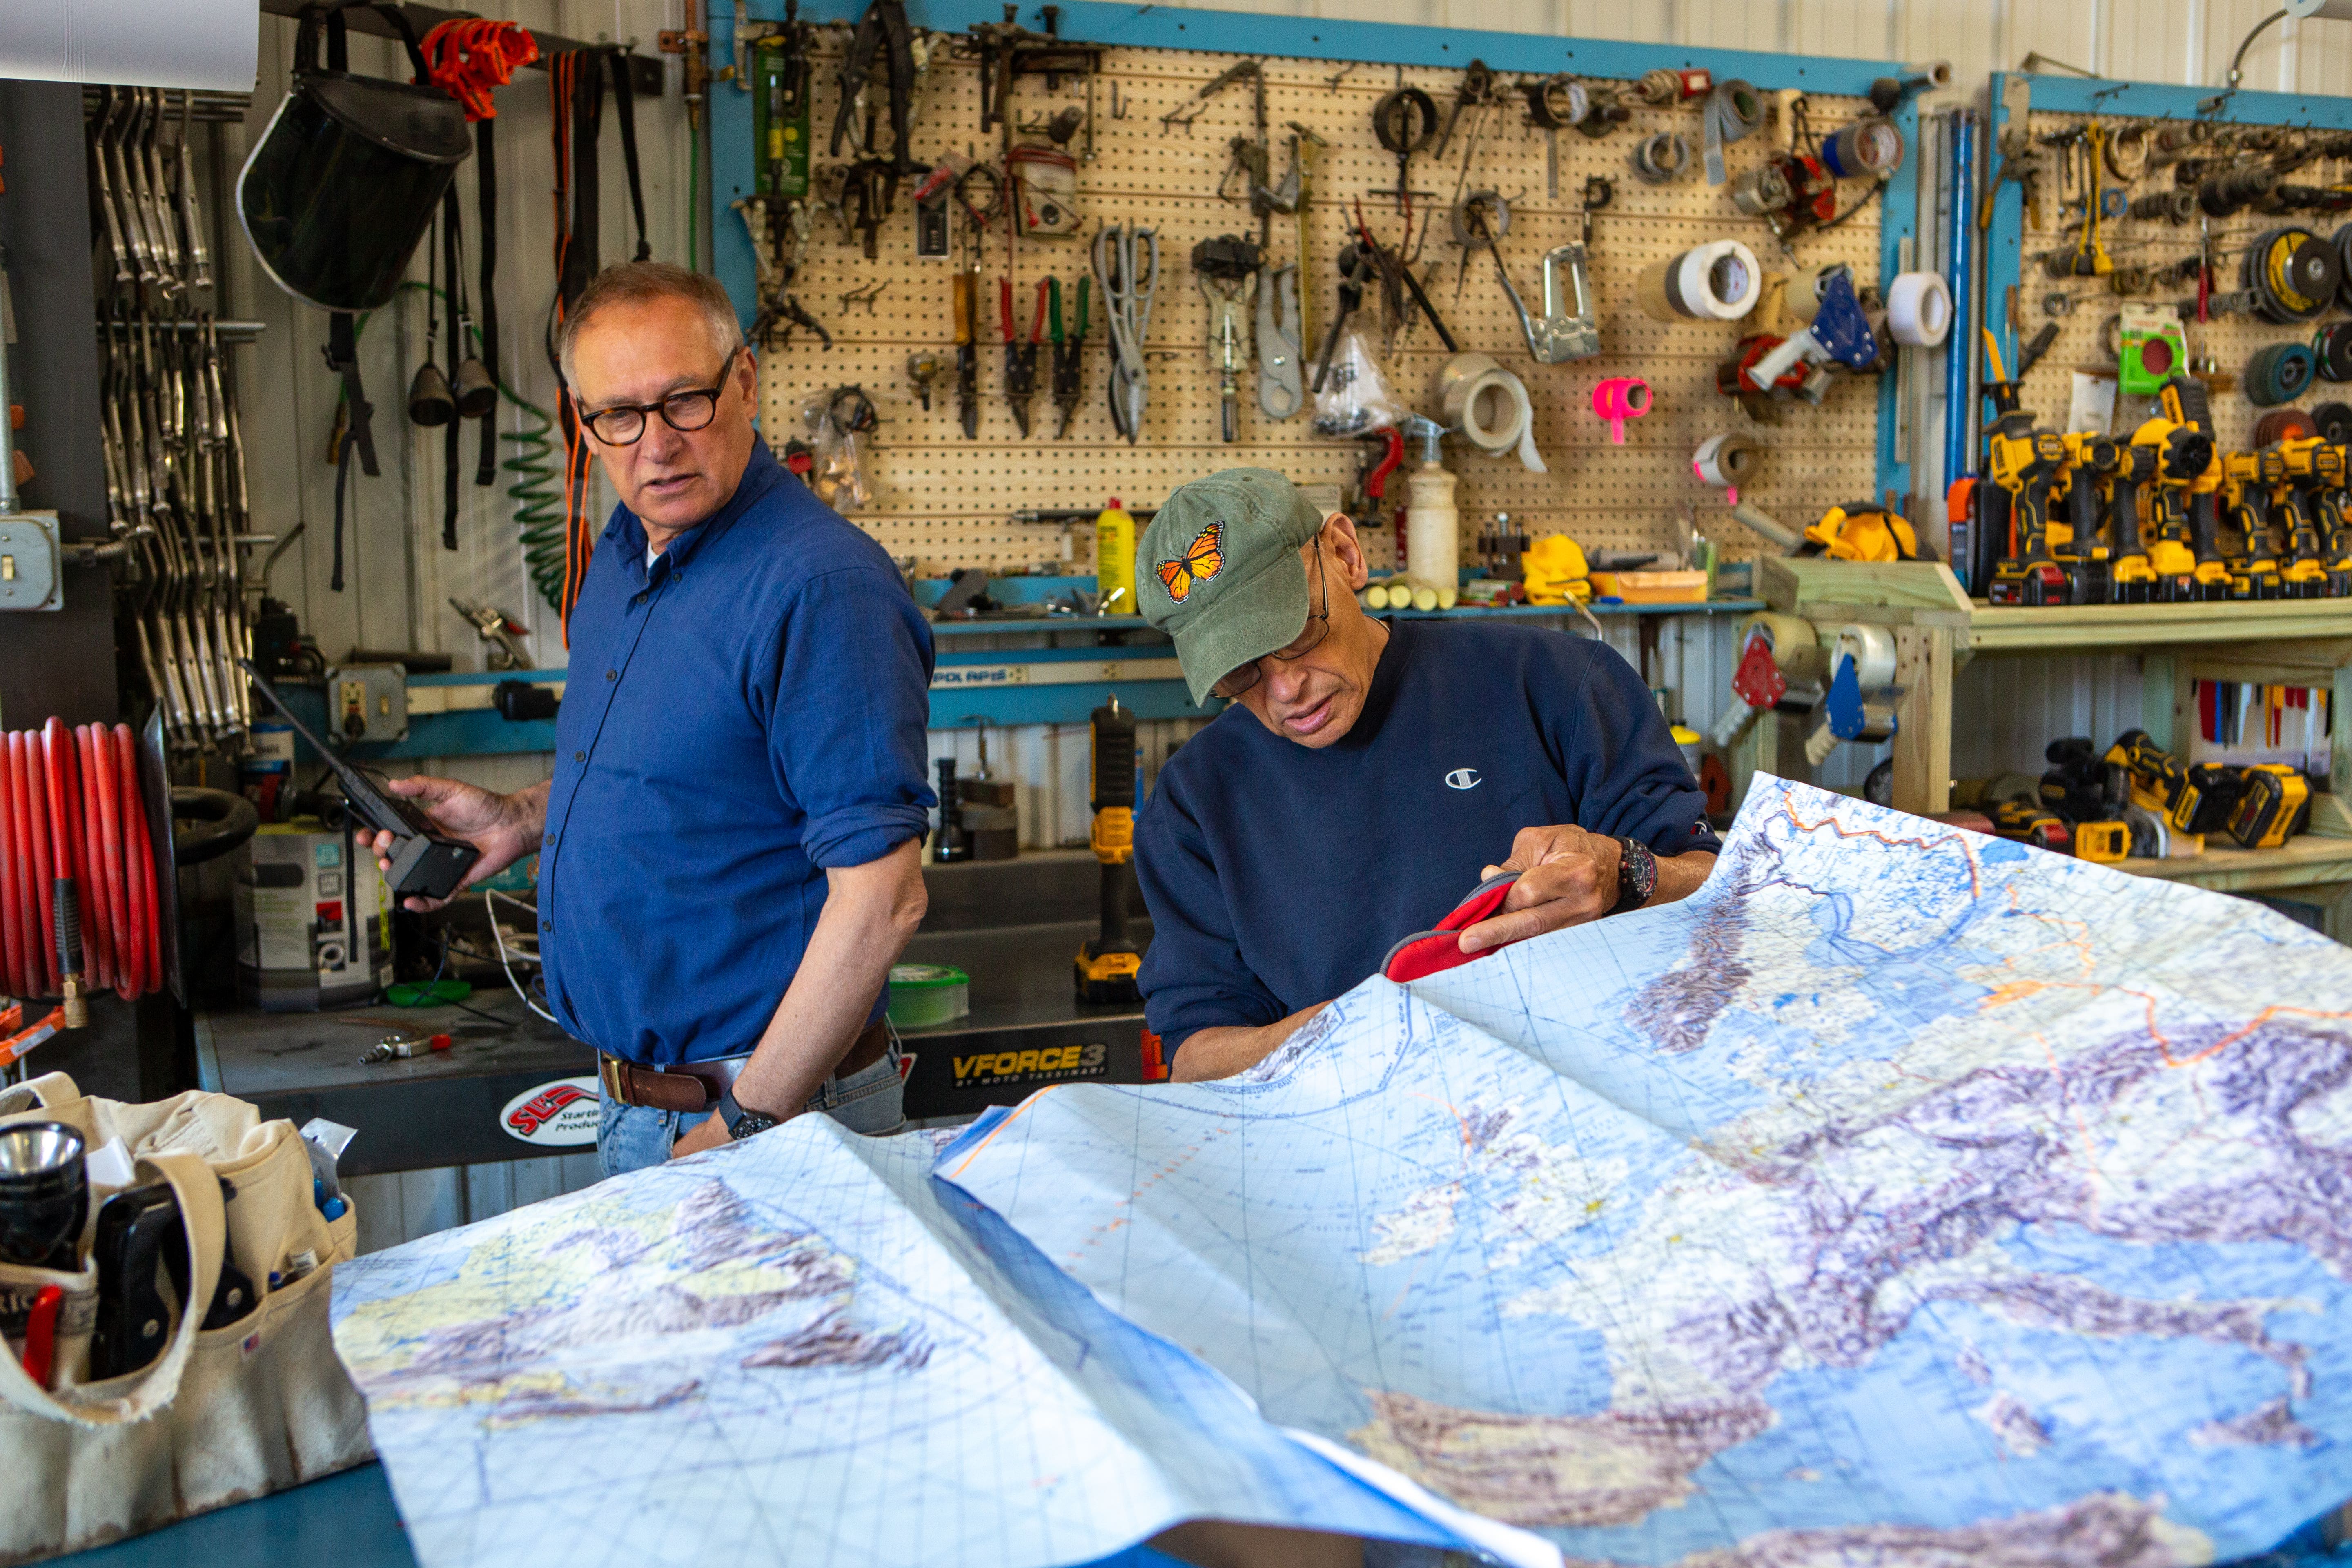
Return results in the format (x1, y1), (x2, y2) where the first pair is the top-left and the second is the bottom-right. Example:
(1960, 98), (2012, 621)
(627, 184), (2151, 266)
(710, 2), (1920, 579)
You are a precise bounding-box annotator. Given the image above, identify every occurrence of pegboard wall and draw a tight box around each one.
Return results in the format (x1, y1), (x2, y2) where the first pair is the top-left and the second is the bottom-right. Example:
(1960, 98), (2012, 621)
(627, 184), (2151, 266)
(742, 34), (1901, 578)
(1998, 102), (2352, 454)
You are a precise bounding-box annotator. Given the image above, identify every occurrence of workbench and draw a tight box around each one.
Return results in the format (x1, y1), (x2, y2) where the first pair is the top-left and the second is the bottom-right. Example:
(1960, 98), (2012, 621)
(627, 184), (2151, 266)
(194, 869), (1154, 1177)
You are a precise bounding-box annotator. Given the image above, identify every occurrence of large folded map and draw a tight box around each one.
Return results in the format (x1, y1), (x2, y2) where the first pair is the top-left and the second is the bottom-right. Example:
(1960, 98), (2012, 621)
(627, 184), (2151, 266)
(336, 776), (2352, 1566)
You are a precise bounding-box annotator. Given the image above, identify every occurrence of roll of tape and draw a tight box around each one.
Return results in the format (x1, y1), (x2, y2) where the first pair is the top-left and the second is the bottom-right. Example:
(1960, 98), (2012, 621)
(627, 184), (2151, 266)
(1630, 131), (1690, 185)
(1592, 377), (1651, 444)
(1637, 240), (1762, 322)
(1784, 263), (1842, 325)
(1821, 116), (1904, 178)
(1835, 623), (1898, 689)
(2105, 124), (2150, 182)
(1702, 78), (1764, 185)
(1437, 352), (1532, 459)
(1692, 433), (1760, 503)
(1886, 271), (1953, 347)
(1738, 612), (1826, 686)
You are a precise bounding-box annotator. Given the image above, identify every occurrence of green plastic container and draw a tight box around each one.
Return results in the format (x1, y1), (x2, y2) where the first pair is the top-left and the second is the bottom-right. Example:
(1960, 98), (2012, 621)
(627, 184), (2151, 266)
(886, 964), (970, 1029)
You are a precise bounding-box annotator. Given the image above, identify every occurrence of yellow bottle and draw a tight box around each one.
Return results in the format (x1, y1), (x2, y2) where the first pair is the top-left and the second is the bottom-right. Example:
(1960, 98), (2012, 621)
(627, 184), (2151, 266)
(1096, 498), (1138, 616)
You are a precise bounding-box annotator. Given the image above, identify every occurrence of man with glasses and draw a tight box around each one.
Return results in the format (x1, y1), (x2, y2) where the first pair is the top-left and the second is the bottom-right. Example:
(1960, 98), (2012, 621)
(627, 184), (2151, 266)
(1131, 468), (1720, 1082)
(363, 262), (934, 1171)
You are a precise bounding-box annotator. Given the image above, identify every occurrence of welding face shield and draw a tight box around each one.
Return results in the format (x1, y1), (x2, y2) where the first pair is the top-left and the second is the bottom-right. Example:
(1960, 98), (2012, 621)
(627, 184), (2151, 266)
(237, 5), (469, 312)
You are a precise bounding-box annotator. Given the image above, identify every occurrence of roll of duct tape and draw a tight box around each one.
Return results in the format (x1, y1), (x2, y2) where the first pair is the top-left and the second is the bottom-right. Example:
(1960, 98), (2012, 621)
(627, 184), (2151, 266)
(1737, 612), (1827, 686)
(1835, 623), (1898, 689)
(1630, 131), (1690, 184)
(1701, 78), (1764, 185)
(1821, 117), (1904, 178)
(1692, 433), (1760, 503)
(1637, 240), (1762, 322)
(1437, 352), (1534, 461)
(1784, 263), (1842, 325)
(1886, 271), (1953, 347)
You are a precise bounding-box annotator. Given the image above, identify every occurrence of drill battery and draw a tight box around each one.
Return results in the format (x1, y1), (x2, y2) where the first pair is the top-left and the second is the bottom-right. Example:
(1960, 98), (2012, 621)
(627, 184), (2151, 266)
(2221, 764), (2311, 850)
(2071, 820), (2131, 863)
(1991, 797), (2072, 852)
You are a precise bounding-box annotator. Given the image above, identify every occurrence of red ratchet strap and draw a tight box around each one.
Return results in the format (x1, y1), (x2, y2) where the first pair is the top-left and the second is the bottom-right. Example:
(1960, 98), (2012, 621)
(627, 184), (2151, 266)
(1380, 871), (1522, 984)
(421, 19), (537, 122)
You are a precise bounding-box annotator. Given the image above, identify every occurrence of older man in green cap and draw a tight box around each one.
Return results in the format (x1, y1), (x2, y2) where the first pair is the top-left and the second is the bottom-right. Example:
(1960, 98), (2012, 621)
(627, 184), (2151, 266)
(1131, 466), (1722, 1081)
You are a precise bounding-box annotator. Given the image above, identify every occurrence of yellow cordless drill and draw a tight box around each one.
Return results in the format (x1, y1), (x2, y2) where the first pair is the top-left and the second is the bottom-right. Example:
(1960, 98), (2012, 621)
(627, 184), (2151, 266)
(1987, 417), (2072, 604)
(1075, 694), (1144, 1003)
(2132, 414), (2216, 601)
(2163, 376), (2234, 601)
(2220, 448), (2285, 600)
(2105, 439), (2160, 601)
(2058, 433), (2121, 603)
(2277, 437), (2341, 597)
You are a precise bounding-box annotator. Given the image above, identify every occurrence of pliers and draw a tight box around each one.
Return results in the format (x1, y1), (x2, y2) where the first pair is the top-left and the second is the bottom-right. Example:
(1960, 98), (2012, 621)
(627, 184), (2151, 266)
(1002, 277), (1045, 437)
(1051, 276), (1089, 439)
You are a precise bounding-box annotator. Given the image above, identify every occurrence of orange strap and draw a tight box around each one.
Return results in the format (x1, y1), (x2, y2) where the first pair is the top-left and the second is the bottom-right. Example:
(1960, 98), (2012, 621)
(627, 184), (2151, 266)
(421, 18), (538, 122)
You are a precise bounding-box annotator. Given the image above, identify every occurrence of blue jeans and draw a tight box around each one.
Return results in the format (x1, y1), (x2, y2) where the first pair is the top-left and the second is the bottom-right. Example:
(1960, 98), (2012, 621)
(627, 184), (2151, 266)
(596, 1032), (908, 1178)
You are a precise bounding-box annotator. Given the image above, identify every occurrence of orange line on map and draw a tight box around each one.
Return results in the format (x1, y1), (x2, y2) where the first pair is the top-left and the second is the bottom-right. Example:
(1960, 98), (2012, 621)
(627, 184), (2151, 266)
(1780, 801), (1982, 897)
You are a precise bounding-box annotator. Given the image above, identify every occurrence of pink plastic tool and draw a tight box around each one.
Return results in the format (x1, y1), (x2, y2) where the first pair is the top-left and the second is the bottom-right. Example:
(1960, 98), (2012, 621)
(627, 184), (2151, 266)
(1592, 377), (1651, 444)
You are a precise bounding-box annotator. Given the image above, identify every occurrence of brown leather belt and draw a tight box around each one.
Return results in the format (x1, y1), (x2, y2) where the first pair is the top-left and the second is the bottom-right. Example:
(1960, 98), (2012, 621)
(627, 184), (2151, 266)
(597, 1018), (891, 1115)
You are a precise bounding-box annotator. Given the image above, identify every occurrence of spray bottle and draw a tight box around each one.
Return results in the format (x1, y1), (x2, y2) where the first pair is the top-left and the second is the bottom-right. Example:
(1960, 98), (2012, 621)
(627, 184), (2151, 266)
(1095, 497), (1138, 616)
(1398, 416), (1459, 610)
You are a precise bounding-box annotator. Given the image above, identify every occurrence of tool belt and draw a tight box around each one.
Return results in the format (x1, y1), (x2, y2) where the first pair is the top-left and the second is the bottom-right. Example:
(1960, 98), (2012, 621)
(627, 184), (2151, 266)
(596, 1018), (891, 1114)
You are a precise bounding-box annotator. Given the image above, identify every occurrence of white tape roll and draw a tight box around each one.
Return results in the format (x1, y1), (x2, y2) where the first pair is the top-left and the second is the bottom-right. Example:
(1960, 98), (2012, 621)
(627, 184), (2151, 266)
(1835, 623), (1898, 689)
(1637, 240), (1762, 322)
(1886, 271), (1953, 347)
(1437, 352), (1537, 465)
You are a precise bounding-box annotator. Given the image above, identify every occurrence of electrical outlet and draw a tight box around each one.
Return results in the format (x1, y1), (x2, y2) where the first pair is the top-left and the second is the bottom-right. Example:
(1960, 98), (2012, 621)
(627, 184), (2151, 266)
(0, 512), (62, 612)
(323, 663), (409, 744)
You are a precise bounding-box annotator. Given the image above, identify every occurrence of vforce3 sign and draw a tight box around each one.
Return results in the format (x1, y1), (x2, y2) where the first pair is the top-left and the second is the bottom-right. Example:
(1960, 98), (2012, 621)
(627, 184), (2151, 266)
(501, 1076), (601, 1147)
(953, 1042), (1108, 1090)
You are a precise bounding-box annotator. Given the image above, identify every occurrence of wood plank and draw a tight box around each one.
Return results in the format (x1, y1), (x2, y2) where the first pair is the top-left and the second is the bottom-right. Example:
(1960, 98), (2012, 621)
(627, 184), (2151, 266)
(1970, 600), (2352, 653)
(2105, 835), (2352, 894)
(1889, 624), (1952, 815)
(1786, 602), (1973, 630)
(1762, 557), (1973, 617)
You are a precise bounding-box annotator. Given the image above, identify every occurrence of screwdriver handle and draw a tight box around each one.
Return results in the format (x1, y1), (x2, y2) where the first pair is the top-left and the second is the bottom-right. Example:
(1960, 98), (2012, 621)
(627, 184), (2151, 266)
(953, 272), (973, 347)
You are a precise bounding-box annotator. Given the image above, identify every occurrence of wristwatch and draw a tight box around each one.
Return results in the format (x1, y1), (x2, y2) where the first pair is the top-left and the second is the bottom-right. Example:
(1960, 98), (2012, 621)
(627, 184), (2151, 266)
(1610, 836), (1657, 913)
(715, 1086), (782, 1142)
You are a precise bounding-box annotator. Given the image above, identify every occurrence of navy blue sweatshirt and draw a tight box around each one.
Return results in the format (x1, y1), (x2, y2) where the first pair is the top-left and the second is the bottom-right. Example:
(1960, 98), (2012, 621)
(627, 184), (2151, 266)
(1133, 618), (1720, 1059)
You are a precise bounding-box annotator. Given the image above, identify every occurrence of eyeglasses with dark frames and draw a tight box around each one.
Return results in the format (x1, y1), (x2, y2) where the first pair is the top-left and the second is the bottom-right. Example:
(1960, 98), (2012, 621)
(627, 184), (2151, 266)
(576, 346), (742, 446)
(1212, 547), (1334, 701)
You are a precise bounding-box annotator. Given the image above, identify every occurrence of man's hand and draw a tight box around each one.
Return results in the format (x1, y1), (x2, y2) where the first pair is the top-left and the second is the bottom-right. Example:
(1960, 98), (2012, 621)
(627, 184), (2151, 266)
(1169, 1001), (1330, 1082)
(1458, 825), (1717, 954)
(670, 1114), (734, 1159)
(363, 776), (548, 912)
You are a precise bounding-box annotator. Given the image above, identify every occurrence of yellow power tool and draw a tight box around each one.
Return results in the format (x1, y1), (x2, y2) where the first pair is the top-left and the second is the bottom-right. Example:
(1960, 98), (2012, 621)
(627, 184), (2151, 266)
(2220, 448), (2285, 600)
(1075, 694), (1144, 1003)
(2276, 437), (2341, 597)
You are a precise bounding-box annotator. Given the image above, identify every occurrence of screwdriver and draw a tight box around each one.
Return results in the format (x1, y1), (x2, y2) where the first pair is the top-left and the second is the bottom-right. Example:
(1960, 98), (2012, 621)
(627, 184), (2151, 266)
(953, 267), (979, 440)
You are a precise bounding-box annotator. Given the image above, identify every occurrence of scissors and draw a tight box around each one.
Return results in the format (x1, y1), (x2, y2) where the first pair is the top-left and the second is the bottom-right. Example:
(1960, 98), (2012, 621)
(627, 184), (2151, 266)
(1090, 223), (1159, 445)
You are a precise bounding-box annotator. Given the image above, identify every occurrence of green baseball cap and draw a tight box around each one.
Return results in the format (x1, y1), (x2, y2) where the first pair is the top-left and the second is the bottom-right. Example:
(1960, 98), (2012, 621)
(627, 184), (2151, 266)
(1139, 467), (1327, 705)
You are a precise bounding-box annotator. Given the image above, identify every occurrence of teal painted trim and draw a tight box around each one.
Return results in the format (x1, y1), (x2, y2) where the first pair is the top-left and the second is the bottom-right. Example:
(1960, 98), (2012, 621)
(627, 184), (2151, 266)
(2007, 74), (2352, 129)
(377, 714), (561, 760)
(929, 681), (1211, 726)
(916, 575), (1102, 607)
(405, 668), (569, 687)
(708, 2), (1911, 327)
(937, 644), (1171, 665)
(1984, 74), (2025, 418)
(1874, 96), (1921, 506)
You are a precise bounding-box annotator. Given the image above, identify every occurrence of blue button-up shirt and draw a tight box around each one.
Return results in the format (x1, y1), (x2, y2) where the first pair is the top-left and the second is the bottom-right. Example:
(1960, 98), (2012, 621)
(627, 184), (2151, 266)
(538, 441), (935, 1065)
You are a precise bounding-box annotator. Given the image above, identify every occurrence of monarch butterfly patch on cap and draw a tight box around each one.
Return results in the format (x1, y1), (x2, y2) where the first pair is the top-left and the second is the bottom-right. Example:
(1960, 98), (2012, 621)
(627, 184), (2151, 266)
(1156, 522), (1225, 604)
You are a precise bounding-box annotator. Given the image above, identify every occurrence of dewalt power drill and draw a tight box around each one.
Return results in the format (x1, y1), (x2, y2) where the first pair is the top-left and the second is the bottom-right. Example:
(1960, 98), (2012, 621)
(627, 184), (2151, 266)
(2277, 437), (2340, 597)
(2105, 440), (2160, 601)
(2318, 441), (2352, 595)
(2162, 376), (2235, 601)
(1986, 416), (2071, 604)
(2101, 727), (2204, 852)
(2132, 413), (2216, 601)
(2220, 448), (2285, 601)
(2058, 433), (2121, 603)
(1075, 694), (1144, 1004)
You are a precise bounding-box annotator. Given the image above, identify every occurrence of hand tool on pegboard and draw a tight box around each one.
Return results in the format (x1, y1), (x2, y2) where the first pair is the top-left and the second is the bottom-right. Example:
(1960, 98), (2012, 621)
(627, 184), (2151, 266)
(1370, 85), (1437, 217)
(1256, 263), (1303, 421)
(1050, 276), (1087, 439)
(953, 263), (980, 439)
(1001, 276), (1043, 436)
(1092, 222), (1157, 444)
(1193, 234), (1262, 443)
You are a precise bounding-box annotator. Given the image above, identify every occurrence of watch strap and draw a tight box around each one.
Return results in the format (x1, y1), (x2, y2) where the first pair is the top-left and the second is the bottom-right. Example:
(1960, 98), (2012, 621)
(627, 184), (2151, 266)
(716, 1086), (780, 1141)
(1611, 836), (1657, 913)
